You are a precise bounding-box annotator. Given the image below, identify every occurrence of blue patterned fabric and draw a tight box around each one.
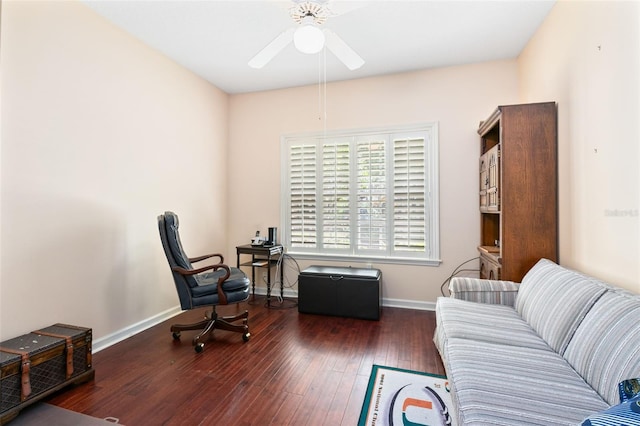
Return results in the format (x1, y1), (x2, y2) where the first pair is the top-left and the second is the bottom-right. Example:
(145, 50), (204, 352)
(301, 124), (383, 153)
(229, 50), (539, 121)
(581, 379), (640, 425)
(515, 258), (609, 355)
(621, 379), (640, 402)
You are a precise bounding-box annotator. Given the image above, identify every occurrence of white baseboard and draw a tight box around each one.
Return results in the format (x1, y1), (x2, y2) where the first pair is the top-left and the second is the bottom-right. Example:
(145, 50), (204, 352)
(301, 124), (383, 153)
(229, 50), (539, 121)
(92, 305), (183, 353)
(382, 298), (436, 311)
(253, 286), (436, 311)
(252, 286), (298, 300)
(92, 292), (435, 353)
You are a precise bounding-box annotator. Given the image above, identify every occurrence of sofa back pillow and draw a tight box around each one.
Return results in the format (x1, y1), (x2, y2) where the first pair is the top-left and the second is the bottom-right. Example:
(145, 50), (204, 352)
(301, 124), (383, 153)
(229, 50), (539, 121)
(564, 291), (640, 405)
(515, 259), (608, 355)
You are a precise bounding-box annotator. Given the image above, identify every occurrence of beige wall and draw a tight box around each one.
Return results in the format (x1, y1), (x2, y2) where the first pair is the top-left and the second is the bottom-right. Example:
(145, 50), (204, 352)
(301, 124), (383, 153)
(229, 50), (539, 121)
(228, 61), (519, 306)
(518, 0), (640, 293)
(4, 0), (637, 345)
(0, 1), (230, 341)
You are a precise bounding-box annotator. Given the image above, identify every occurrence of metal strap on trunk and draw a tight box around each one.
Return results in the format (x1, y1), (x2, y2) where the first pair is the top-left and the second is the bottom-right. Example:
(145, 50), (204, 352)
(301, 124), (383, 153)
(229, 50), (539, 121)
(34, 330), (74, 378)
(0, 346), (32, 401)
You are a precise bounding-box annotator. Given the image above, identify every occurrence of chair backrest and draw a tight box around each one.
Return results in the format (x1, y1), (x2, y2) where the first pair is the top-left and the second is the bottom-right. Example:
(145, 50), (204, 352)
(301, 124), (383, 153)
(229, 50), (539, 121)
(158, 211), (198, 310)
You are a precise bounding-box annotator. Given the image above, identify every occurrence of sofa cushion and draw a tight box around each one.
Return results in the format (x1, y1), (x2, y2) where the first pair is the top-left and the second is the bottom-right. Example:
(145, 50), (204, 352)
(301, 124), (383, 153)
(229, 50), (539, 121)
(443, 338), (609, 425)
(434, 297), (552, 354)
(563, 291), (640, 405)
(515, 259), (609, 355)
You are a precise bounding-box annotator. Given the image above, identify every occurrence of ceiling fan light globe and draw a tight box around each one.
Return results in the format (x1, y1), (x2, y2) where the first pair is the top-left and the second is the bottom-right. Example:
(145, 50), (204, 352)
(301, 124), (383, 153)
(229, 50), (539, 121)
(293, 24), (325, 54)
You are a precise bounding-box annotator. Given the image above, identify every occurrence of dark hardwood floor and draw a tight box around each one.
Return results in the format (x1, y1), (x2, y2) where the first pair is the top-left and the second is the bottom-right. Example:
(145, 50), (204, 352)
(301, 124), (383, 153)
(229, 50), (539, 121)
(45, 299), (444, 425)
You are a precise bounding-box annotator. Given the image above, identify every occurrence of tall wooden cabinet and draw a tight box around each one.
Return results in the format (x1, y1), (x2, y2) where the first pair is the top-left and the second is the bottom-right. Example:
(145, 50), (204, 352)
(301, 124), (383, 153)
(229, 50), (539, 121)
(477, 102), (558, 282)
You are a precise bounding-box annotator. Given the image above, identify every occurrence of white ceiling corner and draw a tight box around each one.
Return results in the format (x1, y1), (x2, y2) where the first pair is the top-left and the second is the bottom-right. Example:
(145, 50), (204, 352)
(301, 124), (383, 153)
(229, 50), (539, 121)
(80, 0), (557, 94)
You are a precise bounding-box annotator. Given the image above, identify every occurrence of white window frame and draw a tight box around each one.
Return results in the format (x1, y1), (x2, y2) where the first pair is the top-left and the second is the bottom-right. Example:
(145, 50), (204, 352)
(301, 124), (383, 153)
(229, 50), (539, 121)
(280, 123), (440, 266)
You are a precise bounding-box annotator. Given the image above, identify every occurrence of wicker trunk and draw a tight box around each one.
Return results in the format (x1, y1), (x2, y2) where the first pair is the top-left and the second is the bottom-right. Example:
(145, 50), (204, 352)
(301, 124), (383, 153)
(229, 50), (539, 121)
(0, 324), (95, 424)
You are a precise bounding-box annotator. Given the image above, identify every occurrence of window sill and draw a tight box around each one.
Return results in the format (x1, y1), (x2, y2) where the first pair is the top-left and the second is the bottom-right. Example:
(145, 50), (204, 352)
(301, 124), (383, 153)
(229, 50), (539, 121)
(285, 251), (442, 267)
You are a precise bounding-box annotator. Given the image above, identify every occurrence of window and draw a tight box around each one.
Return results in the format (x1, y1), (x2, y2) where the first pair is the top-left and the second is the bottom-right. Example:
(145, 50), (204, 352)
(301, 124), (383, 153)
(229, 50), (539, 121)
(281, 123), (439, 265)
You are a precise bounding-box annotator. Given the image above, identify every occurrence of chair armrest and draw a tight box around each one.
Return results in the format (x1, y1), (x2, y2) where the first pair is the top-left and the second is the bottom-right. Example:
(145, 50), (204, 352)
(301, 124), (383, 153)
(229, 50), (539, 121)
(449, 277), (519, 306)
(172, 264), (219, 275)
(172, 263), (231, 305)
(189, 253), (224, 264)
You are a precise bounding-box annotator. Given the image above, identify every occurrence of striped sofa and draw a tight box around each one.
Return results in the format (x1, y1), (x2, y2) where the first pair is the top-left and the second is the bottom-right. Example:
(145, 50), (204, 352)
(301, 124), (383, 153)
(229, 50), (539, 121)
(434, 258), (640, 425)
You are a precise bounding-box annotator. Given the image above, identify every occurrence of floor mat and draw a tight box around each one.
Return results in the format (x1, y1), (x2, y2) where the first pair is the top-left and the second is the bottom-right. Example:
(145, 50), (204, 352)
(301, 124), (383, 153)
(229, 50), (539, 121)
(9, 403), (120, 425)
(359, 364), (454, 426)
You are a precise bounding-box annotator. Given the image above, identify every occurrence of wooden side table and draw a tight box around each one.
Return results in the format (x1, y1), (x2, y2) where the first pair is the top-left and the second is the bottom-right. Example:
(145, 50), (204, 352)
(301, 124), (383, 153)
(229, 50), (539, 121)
(236, 244), (283, 306)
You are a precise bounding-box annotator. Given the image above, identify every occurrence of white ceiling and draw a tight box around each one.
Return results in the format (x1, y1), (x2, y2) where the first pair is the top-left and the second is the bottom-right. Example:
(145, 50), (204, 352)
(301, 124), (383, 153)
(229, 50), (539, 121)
(81, 0), (556, 94)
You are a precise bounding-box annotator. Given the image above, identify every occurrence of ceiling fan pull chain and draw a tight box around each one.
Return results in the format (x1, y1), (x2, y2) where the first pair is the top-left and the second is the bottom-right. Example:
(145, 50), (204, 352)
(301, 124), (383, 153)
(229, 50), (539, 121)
(323, 47), (327, 136)
(318, 51), (322, 122)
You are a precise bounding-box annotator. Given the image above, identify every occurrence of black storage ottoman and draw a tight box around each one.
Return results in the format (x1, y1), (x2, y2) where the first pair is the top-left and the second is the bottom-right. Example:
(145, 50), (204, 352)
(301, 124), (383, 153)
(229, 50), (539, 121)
(298, 265), (382, 320)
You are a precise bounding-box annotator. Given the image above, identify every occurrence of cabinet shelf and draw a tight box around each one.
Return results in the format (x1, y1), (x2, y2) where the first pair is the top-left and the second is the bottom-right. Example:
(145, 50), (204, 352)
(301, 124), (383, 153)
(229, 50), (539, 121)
(480, 208), (501, 214)
(478, 245), (500, 254)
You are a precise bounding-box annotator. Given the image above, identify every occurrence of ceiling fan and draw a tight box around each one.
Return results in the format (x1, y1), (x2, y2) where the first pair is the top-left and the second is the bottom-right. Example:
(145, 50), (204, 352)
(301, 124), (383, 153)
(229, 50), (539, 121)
(248, 0), (365, 71)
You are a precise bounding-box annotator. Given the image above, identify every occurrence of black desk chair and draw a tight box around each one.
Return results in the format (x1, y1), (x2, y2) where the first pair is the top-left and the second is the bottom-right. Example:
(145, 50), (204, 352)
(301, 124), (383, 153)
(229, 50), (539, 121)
(158, 211), (250, 352)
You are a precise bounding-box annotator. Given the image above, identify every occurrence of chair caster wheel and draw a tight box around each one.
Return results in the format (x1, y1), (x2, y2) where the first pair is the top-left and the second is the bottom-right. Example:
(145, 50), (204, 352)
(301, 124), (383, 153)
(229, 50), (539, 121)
(242, 332), (250, 342)
(172, 332), (181, 340)
(194, 343), (205, 353)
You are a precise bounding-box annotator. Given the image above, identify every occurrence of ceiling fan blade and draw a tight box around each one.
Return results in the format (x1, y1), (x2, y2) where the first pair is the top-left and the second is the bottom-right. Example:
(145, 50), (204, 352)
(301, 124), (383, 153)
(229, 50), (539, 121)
(323, 29), (364, 70)
(248, 28), (295, 69)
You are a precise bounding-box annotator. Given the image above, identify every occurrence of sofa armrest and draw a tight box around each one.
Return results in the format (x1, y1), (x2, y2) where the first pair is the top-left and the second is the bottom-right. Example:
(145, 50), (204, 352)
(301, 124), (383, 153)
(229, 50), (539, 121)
(449, 277), (520, 306)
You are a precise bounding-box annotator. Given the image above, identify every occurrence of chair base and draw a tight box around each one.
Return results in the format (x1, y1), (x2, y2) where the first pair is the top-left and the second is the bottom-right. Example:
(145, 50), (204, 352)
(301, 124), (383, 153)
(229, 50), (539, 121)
(170, 306), (250, 352)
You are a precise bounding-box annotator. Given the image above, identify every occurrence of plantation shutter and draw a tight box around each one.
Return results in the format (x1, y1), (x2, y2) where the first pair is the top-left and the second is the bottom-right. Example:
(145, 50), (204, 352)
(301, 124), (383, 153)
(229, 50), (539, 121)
(289, 144), (317, 248)
(357, 140), (387, 251)
(393, 137), (427, 253)
(282, 122), (439, 263)
(322, 142), (351, 249)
